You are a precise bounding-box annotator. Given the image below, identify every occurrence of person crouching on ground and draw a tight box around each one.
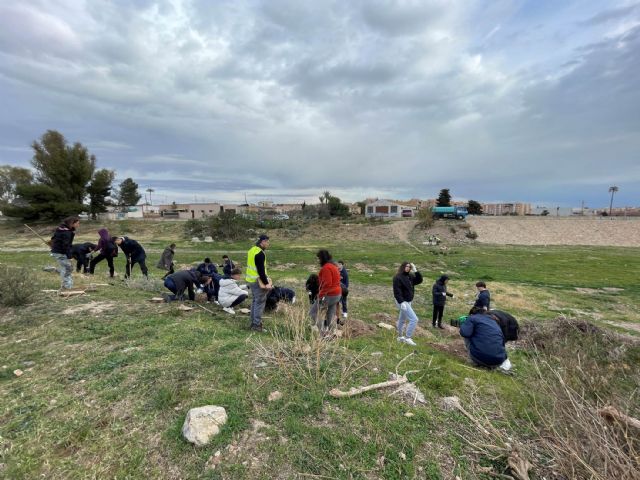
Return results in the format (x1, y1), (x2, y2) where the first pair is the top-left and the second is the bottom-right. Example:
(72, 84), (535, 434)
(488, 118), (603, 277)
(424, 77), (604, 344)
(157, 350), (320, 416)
(71, 242), (96, 274)
(218, 267), (249, 315)
(310, 249), (342, 338)
(432, 274), (454, 329)
(459, 310), (508, 369)
(163, 270), (210, 302)
(50, 216), (80, 290)
(113, 236), (148, 279)
(392, 261), (423, 346)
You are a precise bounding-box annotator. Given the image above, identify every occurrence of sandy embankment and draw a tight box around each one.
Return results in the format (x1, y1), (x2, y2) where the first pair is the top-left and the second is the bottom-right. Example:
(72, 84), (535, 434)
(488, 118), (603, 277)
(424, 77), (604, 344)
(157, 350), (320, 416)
(466, 216), (640, 247)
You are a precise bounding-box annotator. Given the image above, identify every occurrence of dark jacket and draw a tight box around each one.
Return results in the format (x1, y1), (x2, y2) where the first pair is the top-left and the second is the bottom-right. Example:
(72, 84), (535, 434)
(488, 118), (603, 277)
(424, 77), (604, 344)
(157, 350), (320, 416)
(392, 271), (423, 304)
(265, 286), (295, 311)
(157, 246), (175, 270)
(50, 224), (75, 258)
(197, 262), (218, 276)
(460, 313), (507, 366)
(432, 276), (453, 306)
(306, 274), (319, 304)
(222, 259), (234, 276)
(118, 237), (145, 259)
(488, 310), (519, 342)
(254, 250), (268, 285)
(96, 229), (118, 257)
(71, 242), (96, 260)
(168, 270), (202, 301)
(339, 267), (349, 288)
(474, 289), (491, 310)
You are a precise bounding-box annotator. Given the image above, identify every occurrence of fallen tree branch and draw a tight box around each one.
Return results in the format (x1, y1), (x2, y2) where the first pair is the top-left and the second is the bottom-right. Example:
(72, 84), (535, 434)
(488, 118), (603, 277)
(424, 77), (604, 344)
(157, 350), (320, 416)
(598, 405), (640, 430)
(329, 375), (410, 398)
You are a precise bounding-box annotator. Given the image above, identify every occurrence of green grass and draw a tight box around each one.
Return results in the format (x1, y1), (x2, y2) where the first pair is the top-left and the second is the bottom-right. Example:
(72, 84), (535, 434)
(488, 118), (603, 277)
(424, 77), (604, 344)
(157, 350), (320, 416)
(0, 219), (638, 478)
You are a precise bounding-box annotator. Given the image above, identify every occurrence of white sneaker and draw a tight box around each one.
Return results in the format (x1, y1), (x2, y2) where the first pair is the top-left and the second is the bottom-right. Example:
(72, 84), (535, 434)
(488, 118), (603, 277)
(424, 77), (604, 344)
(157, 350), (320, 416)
(223, 307), (236, 315)
(342, 312), (348, 318)
(397, 336), (405, 342)
(403, 337), (417, 346)
(214, 300), (220, 305)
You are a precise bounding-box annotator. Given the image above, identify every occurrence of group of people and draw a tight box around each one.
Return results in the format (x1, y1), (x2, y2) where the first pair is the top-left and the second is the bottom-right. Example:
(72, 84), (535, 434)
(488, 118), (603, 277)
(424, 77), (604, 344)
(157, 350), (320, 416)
(50, 217), (511, 370)
(49, 217), (148, 289)
(392, 262), (512, 370)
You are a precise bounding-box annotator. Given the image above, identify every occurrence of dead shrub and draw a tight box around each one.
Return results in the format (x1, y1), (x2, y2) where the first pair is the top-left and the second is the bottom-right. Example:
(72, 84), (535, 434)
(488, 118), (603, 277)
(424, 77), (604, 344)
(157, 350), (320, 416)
(0, 266), (37, 306)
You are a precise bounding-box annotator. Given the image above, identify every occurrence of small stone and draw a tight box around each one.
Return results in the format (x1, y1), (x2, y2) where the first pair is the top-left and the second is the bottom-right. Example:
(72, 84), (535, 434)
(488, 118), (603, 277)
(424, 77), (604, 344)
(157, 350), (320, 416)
(22, 361), (36, 367)
(371, 351), (383, 357)
(253, 373), (259, 380)
(377, 323), (395, 330)
(404, 412), (414, 418)
(268, 391), (283, 402)
(214, 450), (221, 457)
(441, 396), (461, 411)
(372, 367), (379, 373)
(182, 405), (228, 446)
(399, 452), (406, 461)
(13, 369), (24, 377)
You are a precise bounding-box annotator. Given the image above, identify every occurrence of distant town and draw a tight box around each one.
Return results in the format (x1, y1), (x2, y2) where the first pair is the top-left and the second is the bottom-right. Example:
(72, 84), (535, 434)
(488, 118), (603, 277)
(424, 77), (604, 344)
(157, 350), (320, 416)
(101, 198), (640, 221)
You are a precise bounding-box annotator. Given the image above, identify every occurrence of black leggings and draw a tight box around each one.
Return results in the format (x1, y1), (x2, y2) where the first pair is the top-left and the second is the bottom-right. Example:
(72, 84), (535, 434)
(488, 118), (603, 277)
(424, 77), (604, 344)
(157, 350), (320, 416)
(433, 305), (445, 325)
(230, 294), (248, 307)
(89, 253), (115, 277)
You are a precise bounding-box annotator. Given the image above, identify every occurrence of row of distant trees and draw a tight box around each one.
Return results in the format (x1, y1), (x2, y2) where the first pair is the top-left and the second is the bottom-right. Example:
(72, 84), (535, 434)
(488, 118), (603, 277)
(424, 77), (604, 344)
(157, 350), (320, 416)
(0, 130), (143, 221)
(436, 188), (483, 215)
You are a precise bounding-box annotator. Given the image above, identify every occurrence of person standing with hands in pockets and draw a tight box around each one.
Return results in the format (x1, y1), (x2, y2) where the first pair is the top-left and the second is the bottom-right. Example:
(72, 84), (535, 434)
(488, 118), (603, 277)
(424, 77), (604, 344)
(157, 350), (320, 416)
(392, 261), (423, 346)
(246, 234), (272, 332)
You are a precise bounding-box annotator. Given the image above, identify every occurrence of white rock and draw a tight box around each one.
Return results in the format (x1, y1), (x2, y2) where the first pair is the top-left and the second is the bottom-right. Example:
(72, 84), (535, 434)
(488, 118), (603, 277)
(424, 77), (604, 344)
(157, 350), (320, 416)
(404, 412), (414, 417)
(191, 237), (201, 243)
(377, 322), (395, 330)
(371, 351), (383, 357)
(399, 452), (406, 460)
(13, 369), (23, 377)
(204, 236), (214, 243)
(441, 396), (461, 411)
(268, 391), (283, 402)
(182, 406), (228, 446)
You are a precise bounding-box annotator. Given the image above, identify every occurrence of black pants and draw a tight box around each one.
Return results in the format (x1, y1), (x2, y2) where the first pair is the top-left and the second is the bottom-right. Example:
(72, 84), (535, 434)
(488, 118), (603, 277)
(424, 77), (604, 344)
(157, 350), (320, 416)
(433, 305), (445, 326)
(230, 294), (248, 307)
(89, 253), (114, 277)
(126, 255), (148, 278)
(162, 264), (175, 279)
(75, 257), (90, 273)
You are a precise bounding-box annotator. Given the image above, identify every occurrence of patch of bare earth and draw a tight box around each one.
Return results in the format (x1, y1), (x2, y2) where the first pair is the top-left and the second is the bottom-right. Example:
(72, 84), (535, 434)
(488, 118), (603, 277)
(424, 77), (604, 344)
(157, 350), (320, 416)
(467, 216), (640, 246)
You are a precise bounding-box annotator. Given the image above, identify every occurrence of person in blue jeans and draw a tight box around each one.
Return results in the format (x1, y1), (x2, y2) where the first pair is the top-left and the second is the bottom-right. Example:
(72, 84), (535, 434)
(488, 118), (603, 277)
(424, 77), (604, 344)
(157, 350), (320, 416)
(392, 261), (423, 346)
(50, 216), (80, 290)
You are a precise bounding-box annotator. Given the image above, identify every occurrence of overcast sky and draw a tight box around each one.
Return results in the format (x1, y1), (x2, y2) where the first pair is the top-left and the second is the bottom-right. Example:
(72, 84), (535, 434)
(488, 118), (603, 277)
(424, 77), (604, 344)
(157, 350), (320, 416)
(1, 1), (638, 207)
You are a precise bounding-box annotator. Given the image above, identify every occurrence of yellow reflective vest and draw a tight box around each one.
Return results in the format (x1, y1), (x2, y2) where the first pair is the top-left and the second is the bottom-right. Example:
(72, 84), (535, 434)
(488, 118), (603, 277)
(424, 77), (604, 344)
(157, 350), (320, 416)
(246, 245), (266, 283)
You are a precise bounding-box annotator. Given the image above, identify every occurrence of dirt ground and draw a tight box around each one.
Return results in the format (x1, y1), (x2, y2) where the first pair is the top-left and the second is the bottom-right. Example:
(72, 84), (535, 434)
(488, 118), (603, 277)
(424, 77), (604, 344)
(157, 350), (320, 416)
(466, 216), (640, 247)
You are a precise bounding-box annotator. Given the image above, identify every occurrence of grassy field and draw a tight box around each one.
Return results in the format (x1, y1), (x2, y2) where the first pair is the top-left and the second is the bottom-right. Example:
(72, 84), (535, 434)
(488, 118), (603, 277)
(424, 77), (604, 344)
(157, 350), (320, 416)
(1, 219), (639, 479)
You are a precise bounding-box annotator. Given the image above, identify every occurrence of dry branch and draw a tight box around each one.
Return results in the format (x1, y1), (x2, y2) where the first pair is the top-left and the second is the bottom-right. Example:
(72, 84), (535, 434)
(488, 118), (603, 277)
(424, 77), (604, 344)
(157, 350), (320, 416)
(598, 406), (640, 430)
(329, 376), (409, 398)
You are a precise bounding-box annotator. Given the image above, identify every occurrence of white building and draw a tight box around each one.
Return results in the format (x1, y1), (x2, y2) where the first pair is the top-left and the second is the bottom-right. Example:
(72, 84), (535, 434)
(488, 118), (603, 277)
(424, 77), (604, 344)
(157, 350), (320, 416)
(365, 199), (415, 218)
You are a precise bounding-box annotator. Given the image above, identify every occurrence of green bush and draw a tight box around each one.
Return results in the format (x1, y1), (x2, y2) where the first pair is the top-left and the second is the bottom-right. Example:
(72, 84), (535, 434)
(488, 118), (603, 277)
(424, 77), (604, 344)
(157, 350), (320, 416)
(0, 266), (37, 306)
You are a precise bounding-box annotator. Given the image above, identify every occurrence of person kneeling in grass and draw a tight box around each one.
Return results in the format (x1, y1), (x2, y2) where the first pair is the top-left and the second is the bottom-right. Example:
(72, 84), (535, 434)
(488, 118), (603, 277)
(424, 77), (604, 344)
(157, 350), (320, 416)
(459, 310), (510, 371)
(164, 270), (210, 302)
(218, 267), (249, 315)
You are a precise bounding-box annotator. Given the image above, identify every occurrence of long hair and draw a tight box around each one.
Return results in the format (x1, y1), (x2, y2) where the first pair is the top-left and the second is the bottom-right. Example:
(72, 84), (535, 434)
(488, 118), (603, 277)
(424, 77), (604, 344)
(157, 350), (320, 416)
(316, 249), (332, 266)
(396, 261), (411, 276)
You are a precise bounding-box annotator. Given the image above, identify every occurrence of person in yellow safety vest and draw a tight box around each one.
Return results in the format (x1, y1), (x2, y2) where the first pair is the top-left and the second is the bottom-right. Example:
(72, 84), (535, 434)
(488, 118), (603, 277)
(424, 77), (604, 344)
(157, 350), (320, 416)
(246, 234), (272, 332)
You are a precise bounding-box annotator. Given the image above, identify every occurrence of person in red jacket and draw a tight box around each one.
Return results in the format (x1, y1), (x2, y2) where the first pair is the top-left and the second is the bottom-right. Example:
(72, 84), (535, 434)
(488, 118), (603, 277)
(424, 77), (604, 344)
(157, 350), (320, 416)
(309, 249), (342, 338)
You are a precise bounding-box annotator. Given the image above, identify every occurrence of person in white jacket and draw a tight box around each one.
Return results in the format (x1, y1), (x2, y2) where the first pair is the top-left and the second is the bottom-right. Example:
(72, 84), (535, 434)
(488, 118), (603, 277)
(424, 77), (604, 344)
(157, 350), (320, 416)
(218, 268), (249, 314)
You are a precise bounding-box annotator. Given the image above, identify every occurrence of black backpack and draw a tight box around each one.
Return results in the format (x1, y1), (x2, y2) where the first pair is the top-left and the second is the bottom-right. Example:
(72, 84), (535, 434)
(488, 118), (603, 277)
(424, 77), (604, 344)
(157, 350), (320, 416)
(489, 310), (519, 342)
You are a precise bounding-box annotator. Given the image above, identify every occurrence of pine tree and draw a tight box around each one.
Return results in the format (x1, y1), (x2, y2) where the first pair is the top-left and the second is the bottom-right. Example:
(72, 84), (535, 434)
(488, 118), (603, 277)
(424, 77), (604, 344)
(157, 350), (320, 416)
(87, 169), (115, 218)
(436, 189), (452, 207)
(116, 178), (142, 207)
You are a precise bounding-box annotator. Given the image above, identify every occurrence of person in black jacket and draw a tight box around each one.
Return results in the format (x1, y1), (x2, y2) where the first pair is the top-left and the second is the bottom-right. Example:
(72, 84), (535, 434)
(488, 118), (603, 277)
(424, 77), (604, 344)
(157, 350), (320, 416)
(337, 260), (349, 319)
(50, 216), (80, 289)
(306, 273), (319, 304)
(163, 270), (211, 302)
(71, 242), (96, 274)
(432, 275), (454, 329)
(221, 255), (235, 276)
(113, 236), (148, 279)
(472, 281), (491, 313)
(89, 228), (118, 277)
(392, 261), (423, 346)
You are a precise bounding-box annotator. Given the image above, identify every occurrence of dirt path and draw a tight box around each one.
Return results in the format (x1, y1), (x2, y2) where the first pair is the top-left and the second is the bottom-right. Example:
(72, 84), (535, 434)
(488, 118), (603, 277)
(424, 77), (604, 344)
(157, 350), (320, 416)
(388, 219), (423, 253)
